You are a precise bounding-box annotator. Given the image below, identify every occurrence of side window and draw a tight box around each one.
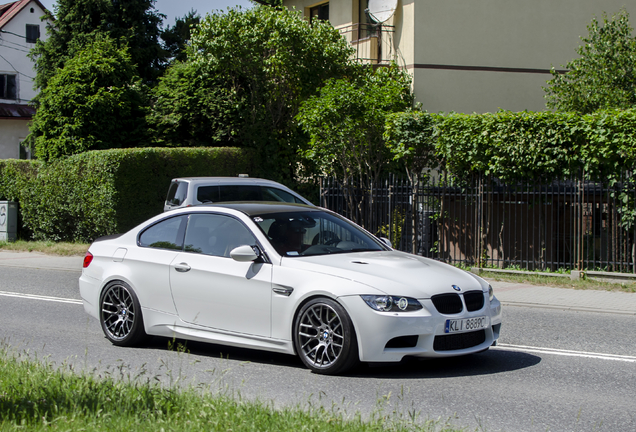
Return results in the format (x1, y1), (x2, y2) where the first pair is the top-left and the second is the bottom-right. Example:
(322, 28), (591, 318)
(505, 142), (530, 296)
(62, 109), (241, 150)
(26, 24), (40, 43)
(0, 74), (17, 100)
(166, 181), (188, 206)
(19, 140), (32, 160)
(261, 187), (298, 203)
(139, 215), (187, 250)
(196, 185), (219, 203)
(218, 185), (261, 202)
(184, 214), (256, 257)
(309, 3), (329, 24)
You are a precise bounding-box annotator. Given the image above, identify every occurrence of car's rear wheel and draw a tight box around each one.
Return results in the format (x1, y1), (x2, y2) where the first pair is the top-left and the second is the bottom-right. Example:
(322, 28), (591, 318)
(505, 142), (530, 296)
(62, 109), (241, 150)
(293, 297), (358, 375)
(99, 281), (147, 347)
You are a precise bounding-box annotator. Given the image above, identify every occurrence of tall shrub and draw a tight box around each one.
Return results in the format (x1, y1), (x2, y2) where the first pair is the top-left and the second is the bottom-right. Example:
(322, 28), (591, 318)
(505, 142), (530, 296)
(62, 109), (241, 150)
(30, 36), (149, 161)
(18, 147), (251, 242)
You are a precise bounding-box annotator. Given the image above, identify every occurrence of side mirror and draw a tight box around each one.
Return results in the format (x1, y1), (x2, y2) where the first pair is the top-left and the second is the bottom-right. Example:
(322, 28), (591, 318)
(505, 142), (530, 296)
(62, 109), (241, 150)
(230, 245), (259, 262)
(379, 237), (393, 248)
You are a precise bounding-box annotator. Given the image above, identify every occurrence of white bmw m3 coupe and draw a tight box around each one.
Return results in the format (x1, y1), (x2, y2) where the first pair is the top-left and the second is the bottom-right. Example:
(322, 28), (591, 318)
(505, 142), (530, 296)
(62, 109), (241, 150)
(80, 202), (502, 375)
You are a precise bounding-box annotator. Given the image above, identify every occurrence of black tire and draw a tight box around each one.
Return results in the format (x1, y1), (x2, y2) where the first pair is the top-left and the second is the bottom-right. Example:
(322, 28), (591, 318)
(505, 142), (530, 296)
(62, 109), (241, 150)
(293, 297), (359, 375)
(99, 281), (147, 347)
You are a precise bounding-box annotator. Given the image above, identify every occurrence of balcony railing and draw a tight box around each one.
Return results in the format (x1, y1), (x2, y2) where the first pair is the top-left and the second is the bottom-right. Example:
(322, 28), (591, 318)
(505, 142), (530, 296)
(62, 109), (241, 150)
(337, 23), (395, 65)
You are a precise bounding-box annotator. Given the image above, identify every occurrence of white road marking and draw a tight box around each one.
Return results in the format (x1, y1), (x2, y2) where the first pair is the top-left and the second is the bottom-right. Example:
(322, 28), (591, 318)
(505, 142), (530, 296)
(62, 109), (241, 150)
(0, 290), (82, 305)
(2, 290), (635, 364)
(495, 343), (636, 363)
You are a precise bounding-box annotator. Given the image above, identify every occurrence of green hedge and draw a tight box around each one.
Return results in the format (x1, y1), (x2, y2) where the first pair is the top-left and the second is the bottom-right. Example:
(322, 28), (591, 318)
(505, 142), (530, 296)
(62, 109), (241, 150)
(0, 159), (41, 239)
(0, 160), (41, 202)
(1, 147), (252, 242)
(387, 109), (636, 182)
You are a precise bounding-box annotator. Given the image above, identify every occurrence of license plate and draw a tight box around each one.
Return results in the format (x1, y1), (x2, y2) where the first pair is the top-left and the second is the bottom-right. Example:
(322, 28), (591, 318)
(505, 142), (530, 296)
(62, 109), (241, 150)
(445, 316), (489, 333)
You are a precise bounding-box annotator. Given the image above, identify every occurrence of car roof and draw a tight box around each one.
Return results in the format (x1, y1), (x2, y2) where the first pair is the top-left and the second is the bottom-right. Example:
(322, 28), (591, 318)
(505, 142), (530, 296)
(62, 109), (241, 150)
(171, 177), (291, 188)
(199, 202), (323, 217)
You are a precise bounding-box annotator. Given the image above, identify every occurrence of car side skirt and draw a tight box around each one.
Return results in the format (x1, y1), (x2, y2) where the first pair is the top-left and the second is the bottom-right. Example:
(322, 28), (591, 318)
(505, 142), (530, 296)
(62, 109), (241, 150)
(142, 308), (295, 355)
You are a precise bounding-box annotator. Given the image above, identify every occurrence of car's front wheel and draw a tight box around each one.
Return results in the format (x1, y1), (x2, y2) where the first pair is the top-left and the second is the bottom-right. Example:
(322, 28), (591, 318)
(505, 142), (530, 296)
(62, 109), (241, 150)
(293, 297), (359, 375)
(99, 281), (147, 347)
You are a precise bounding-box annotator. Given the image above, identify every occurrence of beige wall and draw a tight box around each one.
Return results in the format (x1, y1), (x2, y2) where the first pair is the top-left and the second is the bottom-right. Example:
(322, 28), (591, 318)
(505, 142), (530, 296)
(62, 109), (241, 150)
(285, 0), (353, 27)
(0, 120), (29, 159)
(412, 68), (550, 113)
(284, 0), (636, 113)
(412, 0), (636, 112)
(413, 0), (636, 70)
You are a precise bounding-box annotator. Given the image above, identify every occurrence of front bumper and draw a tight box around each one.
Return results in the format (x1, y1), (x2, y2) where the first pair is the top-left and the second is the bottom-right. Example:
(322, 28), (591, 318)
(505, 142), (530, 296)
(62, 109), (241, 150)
(339, 294), (502, 362)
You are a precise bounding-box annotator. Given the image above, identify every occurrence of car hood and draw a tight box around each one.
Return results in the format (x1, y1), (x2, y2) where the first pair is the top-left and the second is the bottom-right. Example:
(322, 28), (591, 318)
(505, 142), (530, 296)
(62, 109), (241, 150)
(282, 250), (485, 298)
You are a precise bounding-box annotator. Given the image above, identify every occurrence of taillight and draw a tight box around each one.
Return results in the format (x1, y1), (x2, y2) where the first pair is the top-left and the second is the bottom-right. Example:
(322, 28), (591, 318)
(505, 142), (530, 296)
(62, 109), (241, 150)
(83, 251), (93, 268)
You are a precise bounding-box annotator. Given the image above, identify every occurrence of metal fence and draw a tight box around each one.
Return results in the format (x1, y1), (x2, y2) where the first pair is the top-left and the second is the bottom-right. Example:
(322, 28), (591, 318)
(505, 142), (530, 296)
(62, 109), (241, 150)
(320, 173), (636, 273)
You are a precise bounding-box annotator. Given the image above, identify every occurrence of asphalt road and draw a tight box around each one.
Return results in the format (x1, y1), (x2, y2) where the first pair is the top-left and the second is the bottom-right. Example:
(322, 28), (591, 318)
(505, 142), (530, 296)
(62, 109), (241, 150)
(0, 266), (635, 432)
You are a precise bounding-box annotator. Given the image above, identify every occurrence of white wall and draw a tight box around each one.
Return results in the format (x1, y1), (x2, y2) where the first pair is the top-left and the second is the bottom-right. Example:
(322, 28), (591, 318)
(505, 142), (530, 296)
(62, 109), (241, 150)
(0, 119), (28, 159)
(0, 0), (50, 159)
(0, 0), (50, 104)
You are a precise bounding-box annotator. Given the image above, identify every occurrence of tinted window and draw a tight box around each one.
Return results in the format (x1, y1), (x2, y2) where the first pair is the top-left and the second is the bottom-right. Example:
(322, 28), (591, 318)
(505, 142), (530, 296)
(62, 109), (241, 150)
(197, 185), (219, 203)
(139, 216), (187, 250)
(262, 187), (302, 203)
(166, 181), (188, 206)
(184, 214), (256, 257)
(218, 185), (261, 202)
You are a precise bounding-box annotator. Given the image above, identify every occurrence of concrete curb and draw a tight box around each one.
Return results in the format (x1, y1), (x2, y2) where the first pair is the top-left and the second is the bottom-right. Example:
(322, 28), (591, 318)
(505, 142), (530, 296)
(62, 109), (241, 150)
(0, 251), (83, 272)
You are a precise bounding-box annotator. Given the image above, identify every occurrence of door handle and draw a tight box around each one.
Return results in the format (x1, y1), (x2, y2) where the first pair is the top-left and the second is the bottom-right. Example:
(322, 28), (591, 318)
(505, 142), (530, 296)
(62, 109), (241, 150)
(174, 263), (191, 273)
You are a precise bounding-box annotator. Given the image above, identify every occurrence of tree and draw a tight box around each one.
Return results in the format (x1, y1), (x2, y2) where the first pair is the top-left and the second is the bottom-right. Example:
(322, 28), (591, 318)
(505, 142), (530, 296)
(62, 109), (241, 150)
(147, 6), (356, 182)
(384, 110), (439, 182)
(544, 10), (636, 113)
(30, 0), (165, 90)
(160, 10), (201, 63)
(30, 36), (148, 161)
(296, 64), (414, 220)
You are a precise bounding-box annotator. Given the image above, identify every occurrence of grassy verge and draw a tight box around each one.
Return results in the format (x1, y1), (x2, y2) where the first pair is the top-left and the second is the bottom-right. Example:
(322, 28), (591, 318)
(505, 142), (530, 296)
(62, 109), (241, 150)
(0, 240), (89, 256)
(478, 271), (636, 293)
(0, 346), (458, 432)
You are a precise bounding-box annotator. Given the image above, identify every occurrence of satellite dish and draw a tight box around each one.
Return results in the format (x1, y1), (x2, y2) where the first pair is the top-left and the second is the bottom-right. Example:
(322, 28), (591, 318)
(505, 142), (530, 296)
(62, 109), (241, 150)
(367, 0), (398, 23)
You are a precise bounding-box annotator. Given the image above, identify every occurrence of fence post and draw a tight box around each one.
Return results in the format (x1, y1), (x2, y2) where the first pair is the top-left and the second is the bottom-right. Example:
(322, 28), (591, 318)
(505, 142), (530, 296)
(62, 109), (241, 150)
(411, 173), (418, 255)
(477, 173), (484, 267)
(577, 173), (583, 271)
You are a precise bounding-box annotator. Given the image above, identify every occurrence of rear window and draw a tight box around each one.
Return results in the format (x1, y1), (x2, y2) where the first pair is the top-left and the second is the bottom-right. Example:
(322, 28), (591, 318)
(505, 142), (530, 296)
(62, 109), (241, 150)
(166, 181), (188, 206)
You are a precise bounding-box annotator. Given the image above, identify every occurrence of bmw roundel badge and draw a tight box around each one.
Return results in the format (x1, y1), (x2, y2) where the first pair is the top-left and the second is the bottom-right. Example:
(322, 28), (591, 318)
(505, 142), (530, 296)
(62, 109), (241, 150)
(452, 285), (461, 292)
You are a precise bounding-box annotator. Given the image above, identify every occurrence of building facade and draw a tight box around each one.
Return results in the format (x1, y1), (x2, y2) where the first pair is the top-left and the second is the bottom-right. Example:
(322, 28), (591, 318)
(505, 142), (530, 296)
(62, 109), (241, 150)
(283, 0), (636, 113)
(0, 0), (49, 159)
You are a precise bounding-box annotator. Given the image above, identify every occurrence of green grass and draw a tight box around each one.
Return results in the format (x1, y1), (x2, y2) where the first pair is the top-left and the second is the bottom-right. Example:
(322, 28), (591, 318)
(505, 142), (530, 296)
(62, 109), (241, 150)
(452, 263), (636, 293)
(0, 240), (89, 256)
(0, 345), (460, 432)
(475, 269), (636, 293)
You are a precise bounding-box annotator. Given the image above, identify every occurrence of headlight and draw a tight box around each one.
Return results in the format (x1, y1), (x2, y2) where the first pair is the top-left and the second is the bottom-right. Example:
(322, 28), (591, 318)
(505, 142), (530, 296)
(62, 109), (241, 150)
(488, 284), (494, 301)
(361, 295), (423, 312)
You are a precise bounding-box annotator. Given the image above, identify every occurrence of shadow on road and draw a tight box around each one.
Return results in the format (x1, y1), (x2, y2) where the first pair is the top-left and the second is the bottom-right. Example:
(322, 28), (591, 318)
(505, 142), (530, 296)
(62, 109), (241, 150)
(141, 336), (540, 379)
(350, 349), (541, 379)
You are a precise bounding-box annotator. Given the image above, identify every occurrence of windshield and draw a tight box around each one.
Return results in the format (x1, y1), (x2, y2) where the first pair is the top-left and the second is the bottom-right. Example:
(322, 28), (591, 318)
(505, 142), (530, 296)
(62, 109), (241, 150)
(252, 210), (387, 257)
